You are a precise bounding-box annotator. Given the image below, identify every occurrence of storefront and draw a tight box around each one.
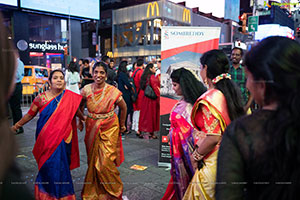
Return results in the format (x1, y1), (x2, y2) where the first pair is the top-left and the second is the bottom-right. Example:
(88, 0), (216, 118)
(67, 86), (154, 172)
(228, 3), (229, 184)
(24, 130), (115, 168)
(28, 41), (67, 69)
(1, 0), (100, 68)
(112, 0), (192, 62)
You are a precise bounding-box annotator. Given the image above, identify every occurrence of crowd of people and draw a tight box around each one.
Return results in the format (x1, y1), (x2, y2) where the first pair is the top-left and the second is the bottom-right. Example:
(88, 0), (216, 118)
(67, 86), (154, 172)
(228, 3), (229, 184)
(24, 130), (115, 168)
(1, 11), (300, 200)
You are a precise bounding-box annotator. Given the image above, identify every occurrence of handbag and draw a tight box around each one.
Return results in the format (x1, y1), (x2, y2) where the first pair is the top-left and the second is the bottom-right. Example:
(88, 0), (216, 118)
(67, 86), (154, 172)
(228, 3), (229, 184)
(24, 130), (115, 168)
(144, 77), (157, 100)
(130, 87), (138, 102)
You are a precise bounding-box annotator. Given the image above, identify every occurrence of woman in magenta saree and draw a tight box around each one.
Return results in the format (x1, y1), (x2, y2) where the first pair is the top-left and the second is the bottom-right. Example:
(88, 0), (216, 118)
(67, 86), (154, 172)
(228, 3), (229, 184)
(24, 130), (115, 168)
(12, 70), (82, 200)
(162, 68), (207, 200)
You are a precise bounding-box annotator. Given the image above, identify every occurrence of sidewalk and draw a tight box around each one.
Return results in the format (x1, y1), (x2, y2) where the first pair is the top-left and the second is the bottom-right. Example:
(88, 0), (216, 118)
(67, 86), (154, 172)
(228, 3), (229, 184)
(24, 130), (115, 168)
(14, 108), (170, 200)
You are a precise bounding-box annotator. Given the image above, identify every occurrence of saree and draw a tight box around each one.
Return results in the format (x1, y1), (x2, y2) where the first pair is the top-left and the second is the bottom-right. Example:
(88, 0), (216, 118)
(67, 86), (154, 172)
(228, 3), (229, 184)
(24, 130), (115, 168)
(162, 100), (197, 200)
(81, 84), (124, 200)
(183, 89), (231, 200)
(30, 90), (82, 200)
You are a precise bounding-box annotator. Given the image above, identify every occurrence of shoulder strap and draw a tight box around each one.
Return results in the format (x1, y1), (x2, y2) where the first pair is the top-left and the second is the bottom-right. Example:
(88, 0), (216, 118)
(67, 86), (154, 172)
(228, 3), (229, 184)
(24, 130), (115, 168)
(133, 68), (141, 79)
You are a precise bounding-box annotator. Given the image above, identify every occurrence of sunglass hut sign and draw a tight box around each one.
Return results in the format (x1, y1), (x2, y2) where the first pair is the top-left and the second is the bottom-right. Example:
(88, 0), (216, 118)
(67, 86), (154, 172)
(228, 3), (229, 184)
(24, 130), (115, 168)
(29, 41), (67, 52)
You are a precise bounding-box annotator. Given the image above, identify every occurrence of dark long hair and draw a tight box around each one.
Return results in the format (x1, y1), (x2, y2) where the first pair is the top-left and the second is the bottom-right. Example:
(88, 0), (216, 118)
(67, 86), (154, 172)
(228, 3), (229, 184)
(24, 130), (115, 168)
(67, 61), (78, 73)
(171, 68), (207, 104)
(200, 49), (244, 121)
(92, 62), (108, 74)
(49, 69), (65, 83)
(140, 63), (155, 90)
(117, 60), (128, 78)
(244, 36), (300, 199)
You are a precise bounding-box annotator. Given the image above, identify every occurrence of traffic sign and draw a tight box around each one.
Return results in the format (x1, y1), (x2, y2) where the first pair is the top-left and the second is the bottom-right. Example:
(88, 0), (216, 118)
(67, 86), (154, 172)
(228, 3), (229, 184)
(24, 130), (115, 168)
(248, 16), (259, 32)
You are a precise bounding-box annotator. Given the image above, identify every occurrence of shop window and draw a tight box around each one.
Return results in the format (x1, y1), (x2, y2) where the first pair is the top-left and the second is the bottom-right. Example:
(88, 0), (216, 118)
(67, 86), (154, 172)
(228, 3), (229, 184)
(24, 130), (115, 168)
(25, 68), (32, 76)
(29, 14), (63, 42)
(35, 68), (49, 77)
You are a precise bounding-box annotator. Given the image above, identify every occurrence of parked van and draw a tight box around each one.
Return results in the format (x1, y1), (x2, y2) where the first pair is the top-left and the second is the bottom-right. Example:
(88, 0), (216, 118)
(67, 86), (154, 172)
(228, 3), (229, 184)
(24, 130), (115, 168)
(22, 65), (51, 95)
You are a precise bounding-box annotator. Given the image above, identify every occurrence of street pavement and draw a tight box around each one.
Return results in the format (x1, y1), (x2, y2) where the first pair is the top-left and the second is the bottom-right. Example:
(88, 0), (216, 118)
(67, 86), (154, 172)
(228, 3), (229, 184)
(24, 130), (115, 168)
(13, 108), (170, 200)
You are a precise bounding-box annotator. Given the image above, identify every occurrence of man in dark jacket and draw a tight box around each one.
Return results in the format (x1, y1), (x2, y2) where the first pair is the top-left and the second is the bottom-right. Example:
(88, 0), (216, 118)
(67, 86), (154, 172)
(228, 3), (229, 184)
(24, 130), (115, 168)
(102, 55), (117, 86)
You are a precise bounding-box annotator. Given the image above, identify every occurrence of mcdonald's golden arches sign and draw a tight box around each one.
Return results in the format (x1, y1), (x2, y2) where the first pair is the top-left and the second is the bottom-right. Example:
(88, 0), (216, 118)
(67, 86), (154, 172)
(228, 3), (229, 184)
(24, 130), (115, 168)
(147, 2), (159, 18)
(183, 8), (191, 23)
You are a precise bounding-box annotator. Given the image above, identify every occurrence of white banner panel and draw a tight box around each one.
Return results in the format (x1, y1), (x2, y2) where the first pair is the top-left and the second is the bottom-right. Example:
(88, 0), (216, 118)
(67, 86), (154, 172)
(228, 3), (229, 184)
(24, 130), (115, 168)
(159, 26), (221, 166)
(161, 26), (221, 52)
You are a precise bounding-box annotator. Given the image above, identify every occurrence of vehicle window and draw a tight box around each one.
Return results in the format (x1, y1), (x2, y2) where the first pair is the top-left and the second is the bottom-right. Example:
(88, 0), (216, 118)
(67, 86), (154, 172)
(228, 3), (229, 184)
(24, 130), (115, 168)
(35, 68), (49, 77)
(24, 68), (32, 76)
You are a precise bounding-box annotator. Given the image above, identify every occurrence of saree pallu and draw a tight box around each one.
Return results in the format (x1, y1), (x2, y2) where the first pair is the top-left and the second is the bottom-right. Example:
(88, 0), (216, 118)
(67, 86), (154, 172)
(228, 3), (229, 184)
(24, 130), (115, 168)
(81, 84), (124, 200)
(32, 90), (82, 200)
(183, 89), (231, 200)
(162, 100), (197, 200)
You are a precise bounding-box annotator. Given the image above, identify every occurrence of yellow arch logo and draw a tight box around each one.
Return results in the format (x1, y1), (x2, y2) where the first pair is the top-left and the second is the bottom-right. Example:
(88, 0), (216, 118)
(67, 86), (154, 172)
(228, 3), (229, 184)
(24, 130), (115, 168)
(107, 51), (113, 58)
(183, 8), (191, 23)
(147, 2), (159, 18)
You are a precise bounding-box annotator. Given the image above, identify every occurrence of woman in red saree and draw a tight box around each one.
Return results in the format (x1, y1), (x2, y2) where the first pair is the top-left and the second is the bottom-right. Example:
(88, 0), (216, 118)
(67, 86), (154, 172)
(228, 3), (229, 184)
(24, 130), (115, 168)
(12, 69), (83, 200)
(139, 63), (160, 138)
(162, 68), (207, 200)
(183, 50), (245, 200)
(80, 62), (127, 200)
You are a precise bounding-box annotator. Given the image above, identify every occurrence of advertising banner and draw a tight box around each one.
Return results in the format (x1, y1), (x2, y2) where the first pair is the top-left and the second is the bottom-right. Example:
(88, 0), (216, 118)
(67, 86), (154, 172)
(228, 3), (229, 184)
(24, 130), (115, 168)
(158, 26), (221, 167)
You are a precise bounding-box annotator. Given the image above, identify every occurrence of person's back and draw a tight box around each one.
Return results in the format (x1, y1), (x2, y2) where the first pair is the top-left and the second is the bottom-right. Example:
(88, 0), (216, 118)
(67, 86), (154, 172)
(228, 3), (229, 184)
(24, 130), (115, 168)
(217, 110), (286, 199)
(216, 36), (300, 200)
(106, 65), (117, 86)
(66, 61), (80, 94)
(102, 56), (116, 86)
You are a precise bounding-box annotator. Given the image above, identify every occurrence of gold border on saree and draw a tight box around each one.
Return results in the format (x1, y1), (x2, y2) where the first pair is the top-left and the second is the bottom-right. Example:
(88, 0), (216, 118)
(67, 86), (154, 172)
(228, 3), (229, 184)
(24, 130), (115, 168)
(87, 110), (114, 120)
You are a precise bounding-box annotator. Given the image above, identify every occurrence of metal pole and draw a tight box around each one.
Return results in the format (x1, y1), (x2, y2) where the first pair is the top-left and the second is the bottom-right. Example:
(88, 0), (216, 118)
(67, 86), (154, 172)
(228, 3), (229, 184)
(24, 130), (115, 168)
(252, 0), (257, 41)
(68, 7), (72, 58)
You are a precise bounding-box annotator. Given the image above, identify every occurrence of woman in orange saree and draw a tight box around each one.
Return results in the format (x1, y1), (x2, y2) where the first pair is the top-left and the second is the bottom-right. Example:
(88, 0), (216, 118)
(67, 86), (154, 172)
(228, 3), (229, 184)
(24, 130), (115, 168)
(80, 62), (127, 200)
(183, 50), (245, 200)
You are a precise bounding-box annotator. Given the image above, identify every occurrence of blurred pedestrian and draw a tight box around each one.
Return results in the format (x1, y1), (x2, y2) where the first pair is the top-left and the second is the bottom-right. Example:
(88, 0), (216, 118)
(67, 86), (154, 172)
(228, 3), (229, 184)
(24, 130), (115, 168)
(65, 61), (80, 94)
(12, 69), (83, 199)
(229, 47), (253, 111)
(80, 59), (93, 88)
(139, 63), (160, 139)
(216, 36), (300, 200)
(8, 55), (24, 134)
(102, 55), (117, 86)
(162, 68), (207, 200)
(183, 50), (245, 200)
(80, 62), (127, 199)
(131, 58), (144, 137)
(0, 13), (33, 200)
(155, 58), (161, 83)
(117, 60), (133, 134)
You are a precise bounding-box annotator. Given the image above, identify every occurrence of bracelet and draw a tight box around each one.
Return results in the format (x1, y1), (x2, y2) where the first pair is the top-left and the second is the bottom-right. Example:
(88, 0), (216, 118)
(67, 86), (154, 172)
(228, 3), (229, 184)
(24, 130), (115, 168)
(194, 149), (205, 158)
(120, 126), (126, 130)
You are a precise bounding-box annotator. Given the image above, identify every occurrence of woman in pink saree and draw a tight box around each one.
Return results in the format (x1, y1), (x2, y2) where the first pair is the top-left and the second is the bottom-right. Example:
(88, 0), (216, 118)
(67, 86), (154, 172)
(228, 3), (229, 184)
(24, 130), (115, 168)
(162, 68), (207, 200)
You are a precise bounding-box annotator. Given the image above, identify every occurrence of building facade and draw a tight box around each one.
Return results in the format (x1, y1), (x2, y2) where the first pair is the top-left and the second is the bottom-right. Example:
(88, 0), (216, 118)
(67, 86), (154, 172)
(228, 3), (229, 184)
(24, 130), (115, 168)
(112, 0), (233, 62)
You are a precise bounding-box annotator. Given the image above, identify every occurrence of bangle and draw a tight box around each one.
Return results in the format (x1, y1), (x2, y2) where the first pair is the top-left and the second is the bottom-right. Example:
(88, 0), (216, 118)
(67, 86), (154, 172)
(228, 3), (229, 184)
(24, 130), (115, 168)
(194, 149), (205, 158)
(120, 126), (126, 130)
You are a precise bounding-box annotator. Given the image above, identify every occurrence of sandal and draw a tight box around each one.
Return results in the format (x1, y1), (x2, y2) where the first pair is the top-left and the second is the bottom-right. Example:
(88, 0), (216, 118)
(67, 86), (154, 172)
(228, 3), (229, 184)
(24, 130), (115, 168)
(150, 135), (158, 139)
(136, 131), (143, 138)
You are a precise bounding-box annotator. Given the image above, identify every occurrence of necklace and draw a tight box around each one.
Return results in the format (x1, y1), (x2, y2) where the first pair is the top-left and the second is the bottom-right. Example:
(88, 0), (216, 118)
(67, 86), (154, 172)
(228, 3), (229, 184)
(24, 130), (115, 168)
(49, 90), (62, 103)
(91, 83), (107, 105)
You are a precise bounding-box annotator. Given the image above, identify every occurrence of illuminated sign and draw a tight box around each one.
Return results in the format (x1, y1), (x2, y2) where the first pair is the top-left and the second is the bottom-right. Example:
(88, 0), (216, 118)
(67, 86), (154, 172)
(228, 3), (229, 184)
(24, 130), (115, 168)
(183, 8), (191, 23)
(147, 2), (159, 18)
(29, 41), (67, 52)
